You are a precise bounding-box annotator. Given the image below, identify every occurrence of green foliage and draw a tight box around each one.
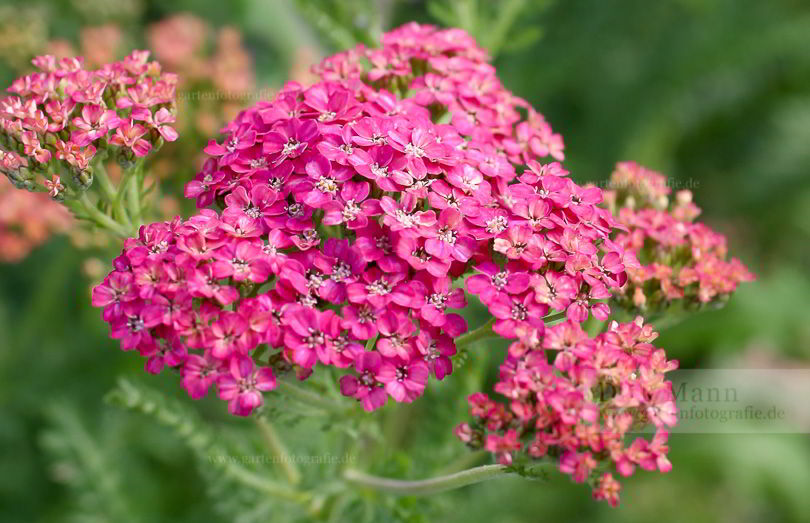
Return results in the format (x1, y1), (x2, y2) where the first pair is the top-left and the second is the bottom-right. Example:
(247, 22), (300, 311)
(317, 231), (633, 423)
(40, 404), (137, 523)
(291, 0), (394, 49)
(106, 378), (313, 521)
(427, 0), (550, 56)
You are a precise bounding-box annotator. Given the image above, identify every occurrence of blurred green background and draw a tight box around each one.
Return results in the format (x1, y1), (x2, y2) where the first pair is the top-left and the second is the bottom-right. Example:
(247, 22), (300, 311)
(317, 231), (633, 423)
(1, 0), (808, 522)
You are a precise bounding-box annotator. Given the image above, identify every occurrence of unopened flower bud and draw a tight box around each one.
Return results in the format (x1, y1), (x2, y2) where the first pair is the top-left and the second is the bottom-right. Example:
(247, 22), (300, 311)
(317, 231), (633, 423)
(73, 167), (93, 191)
(625, 195), (636, 210)
(633, 286), (646, 307)
(675, 189), (692, 205)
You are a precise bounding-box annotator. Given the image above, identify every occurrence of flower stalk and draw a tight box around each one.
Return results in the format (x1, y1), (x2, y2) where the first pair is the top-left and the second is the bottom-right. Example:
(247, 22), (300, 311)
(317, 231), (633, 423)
(454, 310), (569, 350)
(224, 460), (311, 505)
(453, 317), (497, 349)
(254, 416), (302, 485)
(343, 464), (511, 496)
(125, 161), (145, 226)
(542, 310), (568, 325)
(70, 193), (132, 238)
(92, 161), (120, 207)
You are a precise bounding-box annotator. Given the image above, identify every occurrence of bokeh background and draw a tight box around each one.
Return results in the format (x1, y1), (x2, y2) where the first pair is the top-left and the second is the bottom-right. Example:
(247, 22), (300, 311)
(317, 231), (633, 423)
(1, 0), (808, 522)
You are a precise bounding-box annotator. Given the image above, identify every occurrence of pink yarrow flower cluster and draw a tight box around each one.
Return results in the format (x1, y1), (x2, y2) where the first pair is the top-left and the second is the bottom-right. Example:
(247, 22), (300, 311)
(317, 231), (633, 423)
(0, 50), (177, 197)
(93, 23), (635, 418)
(96, 24), (636, 416)
(602, 162), (755, 311)
(456, 317), (678, 507)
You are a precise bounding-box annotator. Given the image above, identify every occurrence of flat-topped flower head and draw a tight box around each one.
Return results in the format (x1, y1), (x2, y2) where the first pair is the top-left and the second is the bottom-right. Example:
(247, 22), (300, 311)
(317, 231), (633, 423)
(602, 162), (754, 315)
(0, 50), (176, 198)
(98, 23), (633, 417)
(458, 317), (679, 507)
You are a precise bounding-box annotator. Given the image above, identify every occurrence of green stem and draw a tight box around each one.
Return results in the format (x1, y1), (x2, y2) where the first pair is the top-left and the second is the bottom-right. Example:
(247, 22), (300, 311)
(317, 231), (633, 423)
(93, 162), (119, 204)
(543, 310), (568, 325)
(455, 310), (569, 349)
(222, 459), (311, 504)
(454, 317), (497, 349)
(343, 464), (510, 496)
(126, 163), (144, 227)
(254, 417), (302, 485)
(74, 194), (131, 238)
(89, 154), (132, 229)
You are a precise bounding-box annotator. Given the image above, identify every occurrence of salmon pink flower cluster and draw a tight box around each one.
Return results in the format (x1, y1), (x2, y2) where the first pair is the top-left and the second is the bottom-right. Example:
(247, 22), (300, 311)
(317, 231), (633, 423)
(603, 162), (755, 312)
(0, 50), (177, 197)
(456, 317), (678, 507)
